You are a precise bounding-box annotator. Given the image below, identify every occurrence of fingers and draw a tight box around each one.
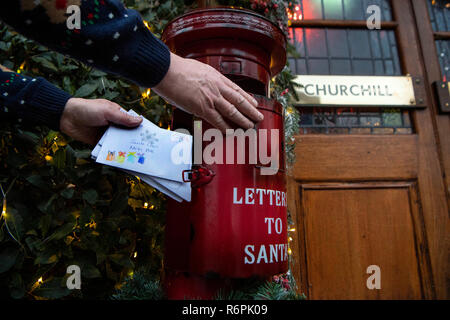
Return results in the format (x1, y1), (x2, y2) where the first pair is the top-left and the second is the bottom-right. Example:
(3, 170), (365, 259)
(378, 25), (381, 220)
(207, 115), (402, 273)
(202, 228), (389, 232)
(224, 77), (259, 108)
(215, 97), (254, 129)
(103, 102), (142, 127)
(219, 80), (264, 123)
(204, 109), (233, 133)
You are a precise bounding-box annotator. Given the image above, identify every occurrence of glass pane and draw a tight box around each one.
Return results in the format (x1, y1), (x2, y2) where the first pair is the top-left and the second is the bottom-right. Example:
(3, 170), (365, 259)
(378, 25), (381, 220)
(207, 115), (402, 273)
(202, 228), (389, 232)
(427, 0), (450, 32)
(435, 40), (450, 81)
(288, 26), (413, 135)
(292, 0), (392, 21)
(289, 28), (401, 76)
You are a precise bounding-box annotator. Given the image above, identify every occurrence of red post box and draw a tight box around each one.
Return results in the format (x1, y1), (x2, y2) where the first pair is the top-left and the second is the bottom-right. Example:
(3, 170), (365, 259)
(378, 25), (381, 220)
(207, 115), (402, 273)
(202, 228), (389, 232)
(161, 7), (288, 299)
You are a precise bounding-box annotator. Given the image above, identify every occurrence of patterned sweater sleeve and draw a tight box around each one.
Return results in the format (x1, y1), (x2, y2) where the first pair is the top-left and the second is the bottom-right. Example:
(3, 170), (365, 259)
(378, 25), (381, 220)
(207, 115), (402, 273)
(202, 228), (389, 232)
(0, 0), (171, 89)
(0, 68), (71, 130)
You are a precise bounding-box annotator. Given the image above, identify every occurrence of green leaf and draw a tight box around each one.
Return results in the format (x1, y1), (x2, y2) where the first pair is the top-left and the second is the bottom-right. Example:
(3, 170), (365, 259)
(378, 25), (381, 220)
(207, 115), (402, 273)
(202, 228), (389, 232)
(26, 175), (48, 189)
(52, 148), (66, 169)
(44, 221), (75, 242)
(82, 264), (101, 279)
(39, 214), (52, 236)
(82, 189), (98, 205)
(0, 246), (20, 273)
(0, 41), (10, 51)
(109, 254), (134, 268)
(34, 251), (59, 265)
(33, 277), (71, 299)
(61, 187), (75, 199)
(31, 56), (58, 72)
(74, 83), (98, 97)
(90, 69), (107, 77)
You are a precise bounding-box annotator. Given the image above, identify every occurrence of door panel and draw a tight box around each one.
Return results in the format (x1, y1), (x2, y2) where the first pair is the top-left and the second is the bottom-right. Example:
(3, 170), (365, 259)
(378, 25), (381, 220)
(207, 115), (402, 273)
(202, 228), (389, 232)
(293, 135), (418, 180)
(301, 184), (426, 299)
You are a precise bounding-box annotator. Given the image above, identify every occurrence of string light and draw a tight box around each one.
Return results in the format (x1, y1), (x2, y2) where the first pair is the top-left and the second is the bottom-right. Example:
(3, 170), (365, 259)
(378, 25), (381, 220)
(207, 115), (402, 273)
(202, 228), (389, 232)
(16, 61), (25, 74)
(287, 248), (292, 255)
(37, 277), (43, 284)
(1, 184), (6, 219)
(287, 6), (302, 21)
(133, 252), (138, 258)
(143, 20), (151, 31)
(2, 198), (6, 218)
(288, 228), (296, 232)
(288, 236), (293, 242)
(143, 202), (149, 209)
(141, 88), (151, 99)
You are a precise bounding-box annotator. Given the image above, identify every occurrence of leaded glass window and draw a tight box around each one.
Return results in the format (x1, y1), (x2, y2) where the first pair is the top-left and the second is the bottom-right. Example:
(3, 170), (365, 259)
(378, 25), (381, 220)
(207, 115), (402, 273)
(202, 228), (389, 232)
(427, 0), (450, 81)
(291, 0), (392, 21)
(427, 0), (450, 32)
(288, 0), (413, 135)
(288, 28), (401, 76)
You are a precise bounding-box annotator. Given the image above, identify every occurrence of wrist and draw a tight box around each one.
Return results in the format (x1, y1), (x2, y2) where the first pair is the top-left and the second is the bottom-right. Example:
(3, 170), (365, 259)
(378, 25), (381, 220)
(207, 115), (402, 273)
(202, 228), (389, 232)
(154, 53), (182, 92)
(60, 98), (80, 135)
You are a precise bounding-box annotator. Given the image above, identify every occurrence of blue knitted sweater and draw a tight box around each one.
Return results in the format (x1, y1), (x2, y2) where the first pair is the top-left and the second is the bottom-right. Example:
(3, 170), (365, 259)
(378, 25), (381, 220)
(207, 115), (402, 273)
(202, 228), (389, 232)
(0, 0), (171, 130)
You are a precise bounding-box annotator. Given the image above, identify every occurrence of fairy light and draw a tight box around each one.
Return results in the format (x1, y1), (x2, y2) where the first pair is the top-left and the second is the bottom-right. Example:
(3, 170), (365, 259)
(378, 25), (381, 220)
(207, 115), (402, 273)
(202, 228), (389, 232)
(288, 248), (292, 255)
(288, 236), (293, 242)
(286, 6), (303, 22)
(143, 202), (149, 209)
(45, 155), (53, 162)
(288, 228), (296, 232)
(2, 198), (6, 218)
(143, 20), (151, 30)
(16, 61), (25, 73)
(1, 184), (6, 218)
(142, 88), (151, 99)
(133, 252), (138, 258)
(287, 5), (302, 21)
(37, 277), (43, 284)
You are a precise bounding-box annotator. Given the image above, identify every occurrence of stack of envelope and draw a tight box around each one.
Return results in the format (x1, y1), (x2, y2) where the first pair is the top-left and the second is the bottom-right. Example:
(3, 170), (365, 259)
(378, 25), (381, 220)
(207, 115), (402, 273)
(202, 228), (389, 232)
(91, 109), (192, 202)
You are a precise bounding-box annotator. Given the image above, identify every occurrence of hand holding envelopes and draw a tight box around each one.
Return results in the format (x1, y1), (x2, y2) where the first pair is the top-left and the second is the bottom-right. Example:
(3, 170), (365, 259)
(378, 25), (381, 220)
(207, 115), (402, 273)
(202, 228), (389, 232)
(91, 110), (192, 202)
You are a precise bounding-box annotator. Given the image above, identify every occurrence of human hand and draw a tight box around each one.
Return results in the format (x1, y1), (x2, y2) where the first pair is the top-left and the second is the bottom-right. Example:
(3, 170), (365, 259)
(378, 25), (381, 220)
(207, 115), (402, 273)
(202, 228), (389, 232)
(60, 98), (142, 145)
(153, 53), (264, 132)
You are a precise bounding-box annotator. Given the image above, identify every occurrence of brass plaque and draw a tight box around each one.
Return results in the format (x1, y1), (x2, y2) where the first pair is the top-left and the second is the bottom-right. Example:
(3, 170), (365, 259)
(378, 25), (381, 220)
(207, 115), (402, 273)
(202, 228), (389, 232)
(291, 75), (422, 107)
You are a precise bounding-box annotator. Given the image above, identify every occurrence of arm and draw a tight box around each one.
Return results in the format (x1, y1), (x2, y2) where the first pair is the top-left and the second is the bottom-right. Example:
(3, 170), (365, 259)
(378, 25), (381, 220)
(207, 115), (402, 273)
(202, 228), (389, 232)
(0, 65), (142, 145)
(0, 1), (263, 131)
(0, 66), (71, 130)
(0, 0), (170, 88)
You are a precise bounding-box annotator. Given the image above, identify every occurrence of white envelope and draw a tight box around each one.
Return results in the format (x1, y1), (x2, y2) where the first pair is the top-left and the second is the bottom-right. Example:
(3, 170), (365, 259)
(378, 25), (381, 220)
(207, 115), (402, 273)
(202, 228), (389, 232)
(91, 110), (192, 202)
(96, 116), (192, 182)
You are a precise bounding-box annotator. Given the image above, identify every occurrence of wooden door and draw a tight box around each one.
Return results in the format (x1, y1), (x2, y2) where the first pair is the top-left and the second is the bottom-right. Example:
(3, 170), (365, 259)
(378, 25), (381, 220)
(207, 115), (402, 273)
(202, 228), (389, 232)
(287, 0), (449, 300)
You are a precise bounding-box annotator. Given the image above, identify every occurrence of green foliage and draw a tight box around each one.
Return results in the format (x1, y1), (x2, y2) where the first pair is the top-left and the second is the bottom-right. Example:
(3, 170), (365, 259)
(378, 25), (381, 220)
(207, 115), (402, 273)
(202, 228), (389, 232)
(0, 0), (301, 300)
(111, 268), (164, 300)
(214, 275), (305, 300)
(0, 0), (185, 300)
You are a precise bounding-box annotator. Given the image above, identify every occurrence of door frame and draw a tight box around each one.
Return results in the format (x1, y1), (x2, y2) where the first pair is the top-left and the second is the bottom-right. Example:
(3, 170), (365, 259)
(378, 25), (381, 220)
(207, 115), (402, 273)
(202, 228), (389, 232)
(288, 0), (449, 299)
